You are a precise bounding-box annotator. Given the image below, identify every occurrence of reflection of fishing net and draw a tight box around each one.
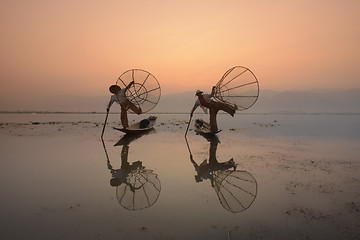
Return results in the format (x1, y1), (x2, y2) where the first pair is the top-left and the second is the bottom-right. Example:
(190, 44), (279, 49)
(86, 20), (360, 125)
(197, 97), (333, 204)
(116, 69), (161, 113)
(116, 169), (161, 210)
(213, 170), (257, 213)
(214, 66), (259, 110)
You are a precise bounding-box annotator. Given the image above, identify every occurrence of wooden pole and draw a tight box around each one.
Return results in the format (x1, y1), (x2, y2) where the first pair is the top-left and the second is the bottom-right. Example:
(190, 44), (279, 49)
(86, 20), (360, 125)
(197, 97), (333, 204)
(184, 115), (192, 138)
(101, 111), (109, 139)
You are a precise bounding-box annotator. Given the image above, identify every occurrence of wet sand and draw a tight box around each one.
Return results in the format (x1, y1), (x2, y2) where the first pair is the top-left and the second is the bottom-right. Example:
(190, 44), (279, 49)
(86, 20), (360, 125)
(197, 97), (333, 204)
(0, 113), (359, 240)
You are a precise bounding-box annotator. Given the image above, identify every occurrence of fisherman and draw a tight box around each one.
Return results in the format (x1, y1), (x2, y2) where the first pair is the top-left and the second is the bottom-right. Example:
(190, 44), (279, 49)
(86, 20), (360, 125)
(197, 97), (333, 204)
(190, 86), (238, 132)
(107, 81), (142, 129)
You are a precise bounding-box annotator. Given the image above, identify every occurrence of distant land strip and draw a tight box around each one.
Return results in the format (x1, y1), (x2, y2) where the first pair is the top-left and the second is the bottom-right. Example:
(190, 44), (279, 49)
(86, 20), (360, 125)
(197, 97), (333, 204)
(0, 111), (359, 115)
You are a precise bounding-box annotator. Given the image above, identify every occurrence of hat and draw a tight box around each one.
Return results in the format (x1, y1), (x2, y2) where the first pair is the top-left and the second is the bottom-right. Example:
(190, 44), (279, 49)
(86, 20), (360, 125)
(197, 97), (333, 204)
(109, 85), (121, 93)
(195, 90), (203, 95)
(110, 178), (122, 187)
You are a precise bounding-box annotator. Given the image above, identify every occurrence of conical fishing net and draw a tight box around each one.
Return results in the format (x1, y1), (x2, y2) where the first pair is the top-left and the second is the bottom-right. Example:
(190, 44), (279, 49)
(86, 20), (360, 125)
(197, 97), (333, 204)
(214, 66), (259, 110)
(116, 69), (161, 113)
(116, 169), (161, 210)
(213, 170), (257, 213)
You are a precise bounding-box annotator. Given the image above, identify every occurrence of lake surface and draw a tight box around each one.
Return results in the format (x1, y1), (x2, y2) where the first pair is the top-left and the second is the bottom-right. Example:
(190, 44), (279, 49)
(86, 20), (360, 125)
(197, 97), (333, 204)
(0, 113), (359, 239)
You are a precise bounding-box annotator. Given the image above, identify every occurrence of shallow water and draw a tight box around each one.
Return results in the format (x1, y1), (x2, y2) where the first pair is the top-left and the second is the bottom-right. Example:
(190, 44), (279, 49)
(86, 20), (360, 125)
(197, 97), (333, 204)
(0, 114), (359, 239)
(1, 112), (359, 139)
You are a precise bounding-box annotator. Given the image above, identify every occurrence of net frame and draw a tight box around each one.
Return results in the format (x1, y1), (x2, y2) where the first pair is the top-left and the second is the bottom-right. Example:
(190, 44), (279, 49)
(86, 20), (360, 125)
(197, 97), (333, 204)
(214, 66), (259, 111)
(116, 169), (161, 211)
(213, 170), (257, 213)
(116, 69), (161, 113)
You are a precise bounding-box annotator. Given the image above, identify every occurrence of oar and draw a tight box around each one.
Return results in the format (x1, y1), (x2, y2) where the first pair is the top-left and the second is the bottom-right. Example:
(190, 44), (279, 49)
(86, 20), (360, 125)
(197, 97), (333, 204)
(185, 137), (192, 156)
(184, 115), (192, 138)
(101, 110), (109, 139)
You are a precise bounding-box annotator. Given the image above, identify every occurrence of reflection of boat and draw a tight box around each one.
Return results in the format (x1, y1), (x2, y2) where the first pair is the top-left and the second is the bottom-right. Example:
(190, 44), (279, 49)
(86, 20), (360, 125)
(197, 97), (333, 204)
(114, 128), (155, 146)
(113, 116), (157, 134)
(102, 133), (161, 211)
(186, 137), (257, 213)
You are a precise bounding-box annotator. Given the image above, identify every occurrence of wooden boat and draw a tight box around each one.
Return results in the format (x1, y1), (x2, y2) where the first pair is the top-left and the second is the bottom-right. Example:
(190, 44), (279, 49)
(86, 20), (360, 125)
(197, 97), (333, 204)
(113, 116), (157, 134)
(194, 119), (221, 136)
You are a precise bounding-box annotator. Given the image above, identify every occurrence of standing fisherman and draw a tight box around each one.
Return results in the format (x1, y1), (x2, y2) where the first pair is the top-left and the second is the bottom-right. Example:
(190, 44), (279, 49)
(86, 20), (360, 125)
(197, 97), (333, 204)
(107, 81), (142, 129)
(190, 86), (237, 133)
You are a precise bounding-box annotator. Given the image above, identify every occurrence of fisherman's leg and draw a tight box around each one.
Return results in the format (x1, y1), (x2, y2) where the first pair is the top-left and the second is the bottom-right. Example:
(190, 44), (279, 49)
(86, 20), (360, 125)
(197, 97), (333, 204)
(209, 140), (219, 164)
(211, 161), (236, 171)
(120, 104), (129, 128)
(209, 104), (219, 132)
(121, 145), (130, 168)
(215, 101), (235, 117)
(128, 101), (142, 115)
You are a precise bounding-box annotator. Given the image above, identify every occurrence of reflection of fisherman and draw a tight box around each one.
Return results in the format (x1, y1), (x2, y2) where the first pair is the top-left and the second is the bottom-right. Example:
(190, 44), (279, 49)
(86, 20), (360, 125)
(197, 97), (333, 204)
(102, 135), (161, 211)
(107, 81), (142, 129)
(190, 86), (238, 132)
(106, 138), (144, 189)
(190, 139), (236, 186)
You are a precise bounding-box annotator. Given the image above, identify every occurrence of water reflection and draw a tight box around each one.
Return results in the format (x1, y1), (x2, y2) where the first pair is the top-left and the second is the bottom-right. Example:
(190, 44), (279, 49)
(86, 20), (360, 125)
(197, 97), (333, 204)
(186, 136), (258, 213)
(102, 132), (161, 211)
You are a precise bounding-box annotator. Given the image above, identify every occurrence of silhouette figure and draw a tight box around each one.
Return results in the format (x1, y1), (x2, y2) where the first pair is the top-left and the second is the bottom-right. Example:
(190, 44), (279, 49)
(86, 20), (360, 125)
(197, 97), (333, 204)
(190, 87), (237, 133)
(186, 136), (257, 213)
(102, 132), (161, 211)
(189, 136), (236, 185)
(107, 82), (142, 129)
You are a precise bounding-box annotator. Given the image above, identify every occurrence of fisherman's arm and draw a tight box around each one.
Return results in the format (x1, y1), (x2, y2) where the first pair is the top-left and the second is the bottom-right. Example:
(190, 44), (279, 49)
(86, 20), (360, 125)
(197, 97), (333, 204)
(125, 80), (135, 91)
(190, 102), (199, 117)
(107, 96), (115, 111)
(210, 86), (216, 97)
(107, 160), (114, 171)
(190, 154), (196, 165)
(190, 155), (200, 171)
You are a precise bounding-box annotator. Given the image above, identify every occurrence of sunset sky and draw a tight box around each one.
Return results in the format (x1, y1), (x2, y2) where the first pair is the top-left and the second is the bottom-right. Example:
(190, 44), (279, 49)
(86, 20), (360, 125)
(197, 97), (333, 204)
(1, 0), (359, 99)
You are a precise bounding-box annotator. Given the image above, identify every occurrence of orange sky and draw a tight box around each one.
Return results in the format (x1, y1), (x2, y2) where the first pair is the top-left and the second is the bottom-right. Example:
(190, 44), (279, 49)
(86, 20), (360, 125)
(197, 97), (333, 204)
(1, 0), (359, 99)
